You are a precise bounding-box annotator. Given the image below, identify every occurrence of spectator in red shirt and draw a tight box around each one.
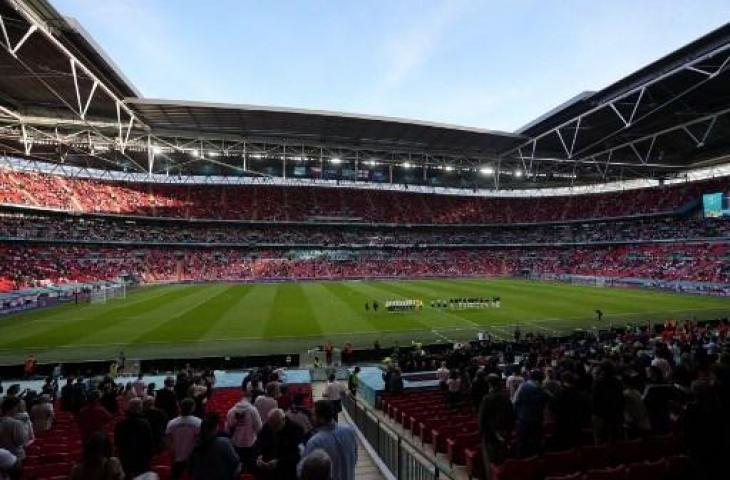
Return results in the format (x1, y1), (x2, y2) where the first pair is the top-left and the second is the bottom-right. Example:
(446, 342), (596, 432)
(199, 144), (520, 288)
(78, 391), (112, 442)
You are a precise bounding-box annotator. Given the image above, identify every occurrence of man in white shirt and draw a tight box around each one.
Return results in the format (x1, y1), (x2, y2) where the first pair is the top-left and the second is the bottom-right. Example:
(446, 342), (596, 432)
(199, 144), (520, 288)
(165, 398), (201, 479)
(254, 383), (279, 425)
(323, 374), (346, 421)
(436, 362), (450, 391)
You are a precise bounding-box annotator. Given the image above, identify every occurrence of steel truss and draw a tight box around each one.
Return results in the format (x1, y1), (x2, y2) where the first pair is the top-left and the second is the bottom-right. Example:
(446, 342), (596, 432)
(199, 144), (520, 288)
(502, 39), (730, 181)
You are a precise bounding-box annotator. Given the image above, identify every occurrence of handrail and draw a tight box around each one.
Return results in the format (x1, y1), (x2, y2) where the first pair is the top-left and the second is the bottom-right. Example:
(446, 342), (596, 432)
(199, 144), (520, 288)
(342, 392), (459, 480)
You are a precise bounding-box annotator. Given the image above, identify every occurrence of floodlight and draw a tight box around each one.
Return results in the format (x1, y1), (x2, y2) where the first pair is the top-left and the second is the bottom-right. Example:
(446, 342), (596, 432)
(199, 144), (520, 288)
(479, 166), (494, 175)
(331, 157), (342, 164)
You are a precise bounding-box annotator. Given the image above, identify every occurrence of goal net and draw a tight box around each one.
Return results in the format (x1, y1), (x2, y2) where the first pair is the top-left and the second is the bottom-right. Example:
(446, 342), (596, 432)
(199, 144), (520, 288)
(89, 282), (127, 304)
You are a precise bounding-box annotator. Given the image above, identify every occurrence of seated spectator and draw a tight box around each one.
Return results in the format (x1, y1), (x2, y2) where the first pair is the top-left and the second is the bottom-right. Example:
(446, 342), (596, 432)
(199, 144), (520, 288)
(225, 389), (262, 474)
(166, 398), (201, 480)
(298, 449), (332, 480)
(114, 398), (154, 478)
(255, 408), (304, 480)
(78, 390), (112, 442)
(70, 431), (125, 480)
(188, 412), (240, 480)
(29, 394), (53, 434)
(298, 400), (357, 480)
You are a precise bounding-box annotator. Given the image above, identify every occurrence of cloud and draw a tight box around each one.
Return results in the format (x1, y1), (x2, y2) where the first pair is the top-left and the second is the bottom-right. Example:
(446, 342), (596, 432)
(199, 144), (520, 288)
(378, 1), (471, 89)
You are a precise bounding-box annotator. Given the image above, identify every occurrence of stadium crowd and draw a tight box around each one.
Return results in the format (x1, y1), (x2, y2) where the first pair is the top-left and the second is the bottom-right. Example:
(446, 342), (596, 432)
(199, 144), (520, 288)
(0, 364), (357, 480)
(0, 168), (727, 224)
(0, 212), (728, 246)
(0, 243), (728, 291)
(378, 318), (730, 480)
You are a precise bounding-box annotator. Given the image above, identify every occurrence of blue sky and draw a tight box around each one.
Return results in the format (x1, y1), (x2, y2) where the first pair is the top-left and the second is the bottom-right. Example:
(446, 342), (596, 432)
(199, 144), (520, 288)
(52, 0), (729, 132)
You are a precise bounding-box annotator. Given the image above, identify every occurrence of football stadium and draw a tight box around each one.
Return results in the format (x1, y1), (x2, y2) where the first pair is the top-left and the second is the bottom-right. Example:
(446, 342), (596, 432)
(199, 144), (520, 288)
(0, 1), (729, 479)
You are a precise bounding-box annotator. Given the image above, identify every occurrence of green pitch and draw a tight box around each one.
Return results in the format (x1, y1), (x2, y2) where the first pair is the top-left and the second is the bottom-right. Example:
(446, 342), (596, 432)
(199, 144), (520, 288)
(0, 278), (728, 364)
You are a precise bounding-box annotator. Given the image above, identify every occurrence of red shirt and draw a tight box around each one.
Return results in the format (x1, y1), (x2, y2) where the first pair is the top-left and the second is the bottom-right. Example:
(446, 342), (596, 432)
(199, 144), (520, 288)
(78, 403), (112, 440)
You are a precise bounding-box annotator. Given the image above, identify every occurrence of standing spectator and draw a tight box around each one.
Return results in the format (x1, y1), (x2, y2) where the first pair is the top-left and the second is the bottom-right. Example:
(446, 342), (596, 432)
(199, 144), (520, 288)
(23, 356), (35, 379)
(470, 370), (489, 409)
(155, 377), (178, 421)
(225, 389), (262, 474)
(347, 367), (360, 397)
(286, 394), (313, 435)
(622, 374), (651, 438)
(298, 449), (332, 480)
(683, 380), (724, 480)
(298, 400), (357, 480)
(114, 398), (154, 478)
(0, 448), (18, 480)
(513, 369), (548, 458)
(255, 409), (304, 479)
(142, 397), (167, 453)
(132, 374), (146, 398)
(72, 378), (88, 413)
(0, 398), (29, 466)
(591, 361), (625, 444)
(549, 372), (590, 450)
(78, 391), (112, 442)
(29, 395), (54, 435)
(60, 378), (76, 412)
(389, 368), (404, 394)
(436, 362), (449, 391)
(506, 367), (525, 401)
(643, 366), (676, 434)
(446, 369), (462, 410)
(166, 398), (201, 480)
(478, 374), (515, 466)
(254, 383), (279, 425)
(100, 383), (119, 415)
(323, 374), (345, 421)
(70, 432), (124, 480)
(174, 373), (191, 403)
(188, 412), (240, 480)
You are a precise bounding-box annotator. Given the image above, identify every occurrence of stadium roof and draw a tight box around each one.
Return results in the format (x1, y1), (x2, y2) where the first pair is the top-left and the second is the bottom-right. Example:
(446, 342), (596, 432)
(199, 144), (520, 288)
(1, 0), (730, 188)
(127, 98), (522, 156)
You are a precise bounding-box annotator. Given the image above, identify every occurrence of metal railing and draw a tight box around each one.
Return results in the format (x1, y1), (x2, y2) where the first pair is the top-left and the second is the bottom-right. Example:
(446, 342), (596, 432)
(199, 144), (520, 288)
(342, 393), (457, 480)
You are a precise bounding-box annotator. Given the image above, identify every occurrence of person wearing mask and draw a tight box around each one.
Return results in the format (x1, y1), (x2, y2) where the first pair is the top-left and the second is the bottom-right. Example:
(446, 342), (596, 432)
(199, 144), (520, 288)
(188, 412), (240, 480)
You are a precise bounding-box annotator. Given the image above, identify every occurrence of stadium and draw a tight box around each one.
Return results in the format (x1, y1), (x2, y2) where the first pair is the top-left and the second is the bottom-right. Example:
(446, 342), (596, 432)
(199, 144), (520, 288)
(0, 1), (728, 480)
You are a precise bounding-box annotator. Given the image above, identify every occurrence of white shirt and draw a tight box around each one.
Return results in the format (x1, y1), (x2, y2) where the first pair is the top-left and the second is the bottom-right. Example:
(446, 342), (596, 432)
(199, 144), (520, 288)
(254, 395), (278, 423)
(436, 367), (449, 383)
(324, 381), (345, 401)
(165, 415), (202, 462)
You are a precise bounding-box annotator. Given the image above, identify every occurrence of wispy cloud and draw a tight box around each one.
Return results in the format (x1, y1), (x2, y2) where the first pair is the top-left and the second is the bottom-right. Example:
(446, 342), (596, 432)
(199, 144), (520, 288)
(378, 1), (471, 90)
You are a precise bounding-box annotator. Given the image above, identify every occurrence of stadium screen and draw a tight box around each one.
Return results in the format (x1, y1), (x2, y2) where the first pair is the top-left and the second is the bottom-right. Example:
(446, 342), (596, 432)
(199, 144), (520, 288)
(702, 192), (730, 217)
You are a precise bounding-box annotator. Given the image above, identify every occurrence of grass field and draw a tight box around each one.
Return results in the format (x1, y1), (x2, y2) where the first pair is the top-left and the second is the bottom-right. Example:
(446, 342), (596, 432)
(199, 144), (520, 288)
(0, 278), (729, 364)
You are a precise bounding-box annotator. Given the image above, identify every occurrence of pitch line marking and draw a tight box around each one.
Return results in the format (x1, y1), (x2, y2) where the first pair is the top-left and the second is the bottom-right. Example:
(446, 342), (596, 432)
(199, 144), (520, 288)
(431, 330), (454, 343)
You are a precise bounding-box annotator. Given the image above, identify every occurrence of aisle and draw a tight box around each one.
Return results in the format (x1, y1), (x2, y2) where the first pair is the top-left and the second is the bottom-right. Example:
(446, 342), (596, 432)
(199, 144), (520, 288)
(311, 382), (388, 480)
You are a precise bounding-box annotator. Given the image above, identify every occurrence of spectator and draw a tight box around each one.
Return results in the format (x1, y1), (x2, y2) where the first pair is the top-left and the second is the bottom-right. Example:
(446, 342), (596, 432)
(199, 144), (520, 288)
(155, 377), (178, 421)
(478, 374), (515, 466)
(436, 362), (449, 391)
(60, 378), (76, 412)
(255, 408), (304, 480)
(470, 370), (489, 409)
(683, 380), (724, 480)
(286, 394), (313, 435)
(100, 383), (119, 415)
(188, 412), (240, 480)
(142, 396), (167, 453)
(298, 400), (357, 480)
(70, 432), (125, 480)
(591, 361), (625, 444)
(0, 398), (28, 466)
(114, 398), (154, 478)
(513, 369), (548, 458)
(622, 373), (651, 438)
(225, 389), (262, 474)
(549, 371), (590, 450)
(323, 374), (345, 421)
(643, 365), (676, 434)
(347, 367), (360, 397)
(254, 383), (279, 425)
(29, 394), (53, 434)
(389, 368), (404, 394)
(506, 367), (525, 401)
(446, 369), (462, 410)
(0, 448), (18, 480)
(78, 390), (113, 442)
(298, 449), (332, 480)
(166, 398), (201, 480)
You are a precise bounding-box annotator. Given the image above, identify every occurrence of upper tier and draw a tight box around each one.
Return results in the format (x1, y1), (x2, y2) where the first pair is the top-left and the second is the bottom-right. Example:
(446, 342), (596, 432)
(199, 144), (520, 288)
(1, 169), (728, 224)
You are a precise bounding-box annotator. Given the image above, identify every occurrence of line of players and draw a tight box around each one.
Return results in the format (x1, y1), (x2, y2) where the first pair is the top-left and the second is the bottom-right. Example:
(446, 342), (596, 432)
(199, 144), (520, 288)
(430, 296), (501, 309)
